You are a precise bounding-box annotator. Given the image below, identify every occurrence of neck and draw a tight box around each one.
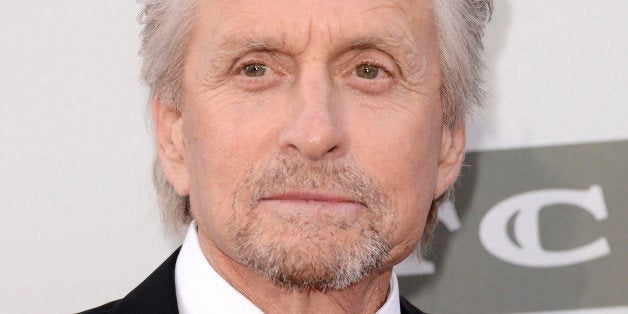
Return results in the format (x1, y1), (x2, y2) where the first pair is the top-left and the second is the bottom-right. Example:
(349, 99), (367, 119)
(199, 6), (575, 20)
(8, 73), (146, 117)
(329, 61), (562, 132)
(198, 232), (392, 313)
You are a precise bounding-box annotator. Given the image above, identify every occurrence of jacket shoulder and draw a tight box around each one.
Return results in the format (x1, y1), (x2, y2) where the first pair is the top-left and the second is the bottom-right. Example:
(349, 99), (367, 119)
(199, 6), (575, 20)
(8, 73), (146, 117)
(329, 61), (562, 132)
(400, 295), (427, 314)
(78, 248), (181, 314)
(78, 300), (117, 313)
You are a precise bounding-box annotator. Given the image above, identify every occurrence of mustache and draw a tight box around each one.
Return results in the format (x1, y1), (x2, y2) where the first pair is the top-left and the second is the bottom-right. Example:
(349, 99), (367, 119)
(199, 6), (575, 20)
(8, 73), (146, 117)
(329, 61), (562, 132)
(243, 157), (390, 212)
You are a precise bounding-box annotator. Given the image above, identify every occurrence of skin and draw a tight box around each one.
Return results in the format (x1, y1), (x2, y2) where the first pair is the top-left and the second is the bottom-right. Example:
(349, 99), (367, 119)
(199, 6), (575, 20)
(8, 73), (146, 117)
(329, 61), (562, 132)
(154, 0), (465, 313)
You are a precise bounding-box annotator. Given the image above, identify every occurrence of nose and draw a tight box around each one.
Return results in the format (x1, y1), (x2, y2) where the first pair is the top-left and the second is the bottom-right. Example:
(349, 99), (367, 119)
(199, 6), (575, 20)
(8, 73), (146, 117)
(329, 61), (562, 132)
(277, 67), (348, 161)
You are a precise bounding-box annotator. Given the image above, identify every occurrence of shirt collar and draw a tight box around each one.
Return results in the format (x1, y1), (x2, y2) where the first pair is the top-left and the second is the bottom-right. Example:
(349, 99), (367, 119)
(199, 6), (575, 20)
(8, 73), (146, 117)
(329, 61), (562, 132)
(377, 269), (401, 314)
(175, 221), (263, 313)
(175, 221), (400, 314)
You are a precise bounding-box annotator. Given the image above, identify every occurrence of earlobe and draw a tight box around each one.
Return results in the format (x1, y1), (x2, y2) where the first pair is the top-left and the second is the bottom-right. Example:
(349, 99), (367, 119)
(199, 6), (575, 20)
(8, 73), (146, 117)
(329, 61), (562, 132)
(434, 125), (466, 199)
(152, 97), (190, 196)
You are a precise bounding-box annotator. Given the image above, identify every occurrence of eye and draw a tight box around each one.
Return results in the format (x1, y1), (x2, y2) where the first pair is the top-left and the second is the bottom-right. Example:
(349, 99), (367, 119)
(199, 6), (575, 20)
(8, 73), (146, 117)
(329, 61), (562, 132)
(355, 63), (381, 79)
(242, 63), (267, 77)
(234, 60), (281, 91)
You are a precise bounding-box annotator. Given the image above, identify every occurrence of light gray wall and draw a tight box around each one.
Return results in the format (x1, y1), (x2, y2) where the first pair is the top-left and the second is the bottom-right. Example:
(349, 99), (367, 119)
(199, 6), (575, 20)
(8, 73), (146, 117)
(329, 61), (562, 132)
(1, 1), (626, 313)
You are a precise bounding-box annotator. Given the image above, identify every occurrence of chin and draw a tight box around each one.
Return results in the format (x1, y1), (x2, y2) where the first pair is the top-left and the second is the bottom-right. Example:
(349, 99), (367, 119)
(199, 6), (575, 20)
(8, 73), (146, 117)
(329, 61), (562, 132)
(230, 209), (392, 291)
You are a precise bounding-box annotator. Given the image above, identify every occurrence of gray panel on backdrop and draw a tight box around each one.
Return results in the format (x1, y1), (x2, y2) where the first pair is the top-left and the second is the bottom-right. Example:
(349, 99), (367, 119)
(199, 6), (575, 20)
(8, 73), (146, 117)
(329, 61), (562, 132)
(399, 140), (627, 313)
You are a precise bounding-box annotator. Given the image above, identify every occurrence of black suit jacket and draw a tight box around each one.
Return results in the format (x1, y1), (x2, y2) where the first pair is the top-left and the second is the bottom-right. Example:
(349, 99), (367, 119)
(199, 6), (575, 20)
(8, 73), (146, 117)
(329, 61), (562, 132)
(81, 248), (425, 314)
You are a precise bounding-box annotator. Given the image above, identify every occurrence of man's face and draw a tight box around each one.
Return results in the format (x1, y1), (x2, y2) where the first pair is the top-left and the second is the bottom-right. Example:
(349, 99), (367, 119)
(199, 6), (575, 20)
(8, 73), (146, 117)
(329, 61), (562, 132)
(156, 0), (463, 290)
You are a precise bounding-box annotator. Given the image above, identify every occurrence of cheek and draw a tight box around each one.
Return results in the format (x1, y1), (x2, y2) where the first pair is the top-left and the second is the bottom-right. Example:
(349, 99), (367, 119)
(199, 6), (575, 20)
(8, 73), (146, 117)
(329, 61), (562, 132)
(183, 90), (284, 181)
(181, 93), (284, 240)
(350, 105), (442, 250)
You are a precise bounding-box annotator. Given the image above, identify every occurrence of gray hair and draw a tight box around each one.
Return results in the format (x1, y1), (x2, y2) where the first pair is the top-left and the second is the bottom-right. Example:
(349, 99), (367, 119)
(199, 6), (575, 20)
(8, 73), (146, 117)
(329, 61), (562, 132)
(138, 0), (493, 235)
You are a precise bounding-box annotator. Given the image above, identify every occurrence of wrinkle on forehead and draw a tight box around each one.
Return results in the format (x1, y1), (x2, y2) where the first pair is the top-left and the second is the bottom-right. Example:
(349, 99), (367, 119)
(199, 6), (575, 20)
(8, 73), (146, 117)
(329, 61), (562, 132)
(193, 0), (437, 83)
(198, 0), (434, 46)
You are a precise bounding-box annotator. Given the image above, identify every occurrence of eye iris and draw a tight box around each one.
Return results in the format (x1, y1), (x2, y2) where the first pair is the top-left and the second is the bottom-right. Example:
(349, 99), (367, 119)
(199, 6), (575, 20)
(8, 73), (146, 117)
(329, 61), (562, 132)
(356, 64), (379, 79)
(243, 63), (266, 77)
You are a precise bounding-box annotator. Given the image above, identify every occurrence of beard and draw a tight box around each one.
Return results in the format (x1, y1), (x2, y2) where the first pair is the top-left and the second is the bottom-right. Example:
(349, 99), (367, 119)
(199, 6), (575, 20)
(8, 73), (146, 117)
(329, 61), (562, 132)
(228, 156), (395, 291)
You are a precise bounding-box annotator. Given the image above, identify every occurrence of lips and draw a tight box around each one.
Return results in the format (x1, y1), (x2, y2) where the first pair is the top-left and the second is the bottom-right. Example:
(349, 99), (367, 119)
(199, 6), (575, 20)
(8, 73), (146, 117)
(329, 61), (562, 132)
(261, 191), (359, 203)
(258, 190), (365, 218)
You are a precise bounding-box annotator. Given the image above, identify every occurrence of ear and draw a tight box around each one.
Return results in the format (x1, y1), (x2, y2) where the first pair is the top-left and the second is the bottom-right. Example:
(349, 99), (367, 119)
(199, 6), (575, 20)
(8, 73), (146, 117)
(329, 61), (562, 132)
(152, 97), (190, 196)
(434, 125), (465, 199)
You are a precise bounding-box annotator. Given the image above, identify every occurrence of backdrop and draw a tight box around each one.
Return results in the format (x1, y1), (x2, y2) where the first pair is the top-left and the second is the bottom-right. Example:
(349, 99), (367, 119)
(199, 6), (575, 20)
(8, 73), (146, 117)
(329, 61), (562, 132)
(1, 1), (626, 313)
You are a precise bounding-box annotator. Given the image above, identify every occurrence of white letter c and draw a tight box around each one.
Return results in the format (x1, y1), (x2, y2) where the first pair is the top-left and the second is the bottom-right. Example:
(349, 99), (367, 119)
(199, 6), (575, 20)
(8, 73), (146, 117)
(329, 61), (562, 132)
(479, 185), (610, 268)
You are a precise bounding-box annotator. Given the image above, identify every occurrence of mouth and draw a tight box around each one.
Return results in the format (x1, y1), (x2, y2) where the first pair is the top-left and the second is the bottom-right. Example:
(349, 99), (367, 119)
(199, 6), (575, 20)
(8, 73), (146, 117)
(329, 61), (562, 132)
(258, 190), (365, 218)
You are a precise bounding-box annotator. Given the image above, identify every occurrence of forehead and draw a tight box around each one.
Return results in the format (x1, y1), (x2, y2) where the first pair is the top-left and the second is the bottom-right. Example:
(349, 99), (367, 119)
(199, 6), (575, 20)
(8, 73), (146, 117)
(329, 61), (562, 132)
(192, 0), (436, 55)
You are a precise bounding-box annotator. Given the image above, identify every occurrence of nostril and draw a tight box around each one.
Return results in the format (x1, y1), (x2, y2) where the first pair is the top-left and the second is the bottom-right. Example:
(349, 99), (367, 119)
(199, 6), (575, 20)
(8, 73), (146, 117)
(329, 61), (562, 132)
(328, 145), (338, 153)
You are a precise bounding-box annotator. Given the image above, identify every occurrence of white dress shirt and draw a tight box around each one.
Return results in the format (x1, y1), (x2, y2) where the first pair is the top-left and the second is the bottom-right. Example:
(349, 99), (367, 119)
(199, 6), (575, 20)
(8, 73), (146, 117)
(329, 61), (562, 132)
(175, 221), (401, 314)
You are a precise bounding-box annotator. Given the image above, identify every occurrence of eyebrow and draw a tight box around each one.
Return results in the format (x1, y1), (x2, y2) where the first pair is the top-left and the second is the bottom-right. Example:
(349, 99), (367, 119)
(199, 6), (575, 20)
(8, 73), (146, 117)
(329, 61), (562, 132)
(336, 34), (420, 68)
(209, 32), (420, 71)
(342, 35), (417, 56)
(210, 35), (286, 65)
